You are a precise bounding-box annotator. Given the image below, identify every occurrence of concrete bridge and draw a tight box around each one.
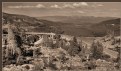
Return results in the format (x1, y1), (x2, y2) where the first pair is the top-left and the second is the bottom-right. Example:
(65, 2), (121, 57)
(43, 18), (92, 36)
(2, 31), (119, 59)
(2, 24), (56, 39)
(2, 32), (56, 46)
(25, 32), (56, 39)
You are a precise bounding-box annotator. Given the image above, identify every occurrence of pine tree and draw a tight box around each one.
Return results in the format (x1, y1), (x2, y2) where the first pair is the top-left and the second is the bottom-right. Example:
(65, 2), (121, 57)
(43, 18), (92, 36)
(73, 36), (77, 44)
(7, 24), (22, 64)
(68, 37), (81, 56)
(90, 40), (103, 59)
(7, 24), (17, 55)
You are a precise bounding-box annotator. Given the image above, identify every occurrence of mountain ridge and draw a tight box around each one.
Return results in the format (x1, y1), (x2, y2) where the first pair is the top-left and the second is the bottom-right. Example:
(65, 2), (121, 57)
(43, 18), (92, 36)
(2, 12), (120, 37)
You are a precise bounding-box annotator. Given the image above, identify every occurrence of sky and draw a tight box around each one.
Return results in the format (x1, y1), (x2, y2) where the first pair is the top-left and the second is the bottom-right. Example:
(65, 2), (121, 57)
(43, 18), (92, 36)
(2, 2), (121, 18)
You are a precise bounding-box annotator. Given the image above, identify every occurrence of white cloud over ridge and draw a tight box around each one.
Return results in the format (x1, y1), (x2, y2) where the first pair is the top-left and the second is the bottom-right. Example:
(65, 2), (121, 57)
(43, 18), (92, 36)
(97, 4), (103, 7)
(62, 4), (75, 8)
(50, 4), (75, 9)
(50, 4), (62, 9)
(36, 4), (45, 8)
(8, 4), (45, 9)
(73, 2), (88, 7)
(78, 10), (85, 14)
(91, 3), (104, 8)
(50, 2), (88, 9)
(7, 2), (104, 9)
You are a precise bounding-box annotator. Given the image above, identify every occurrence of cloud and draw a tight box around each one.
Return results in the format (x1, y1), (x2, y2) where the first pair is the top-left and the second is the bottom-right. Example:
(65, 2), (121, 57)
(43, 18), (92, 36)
(62, 4), (75, 8)
(91, 3), (104, 8)
(50, 4), (62, 9)
(97, 4), (103, 7)
(77, 11), (85, 14)
(50, 2), (88, 9)
(81, 2), (88, 6)
(73, 2), (88, 7)
(35, 4), (45, 8)
(51, 4), (75, 9)
(8, 4), (45, 9)
(8, 6), (32, 8)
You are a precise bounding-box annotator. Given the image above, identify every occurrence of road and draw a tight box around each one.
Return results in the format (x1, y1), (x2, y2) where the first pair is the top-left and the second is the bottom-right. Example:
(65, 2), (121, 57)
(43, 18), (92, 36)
(78, 37), (118, 59)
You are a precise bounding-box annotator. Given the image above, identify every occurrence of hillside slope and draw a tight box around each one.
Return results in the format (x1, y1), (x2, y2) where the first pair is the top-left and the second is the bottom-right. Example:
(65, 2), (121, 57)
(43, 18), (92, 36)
(2, 12), (120, 37)
(91, 18), (120, 36)
(2, 12), (64, 33)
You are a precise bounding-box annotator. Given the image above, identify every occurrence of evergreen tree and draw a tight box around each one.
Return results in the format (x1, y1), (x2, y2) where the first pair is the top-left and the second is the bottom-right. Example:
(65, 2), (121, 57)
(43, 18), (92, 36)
(73, 36), (77, 44)
(68, 37), (81, 56)
(7, 24), (22, 64)
(90, 40), (103, 59)
(7, 24), (17, 55)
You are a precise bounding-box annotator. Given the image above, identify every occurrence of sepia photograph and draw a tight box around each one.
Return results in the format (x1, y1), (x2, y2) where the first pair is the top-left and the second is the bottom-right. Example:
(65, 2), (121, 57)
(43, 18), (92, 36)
(2, 2), (121, 71)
